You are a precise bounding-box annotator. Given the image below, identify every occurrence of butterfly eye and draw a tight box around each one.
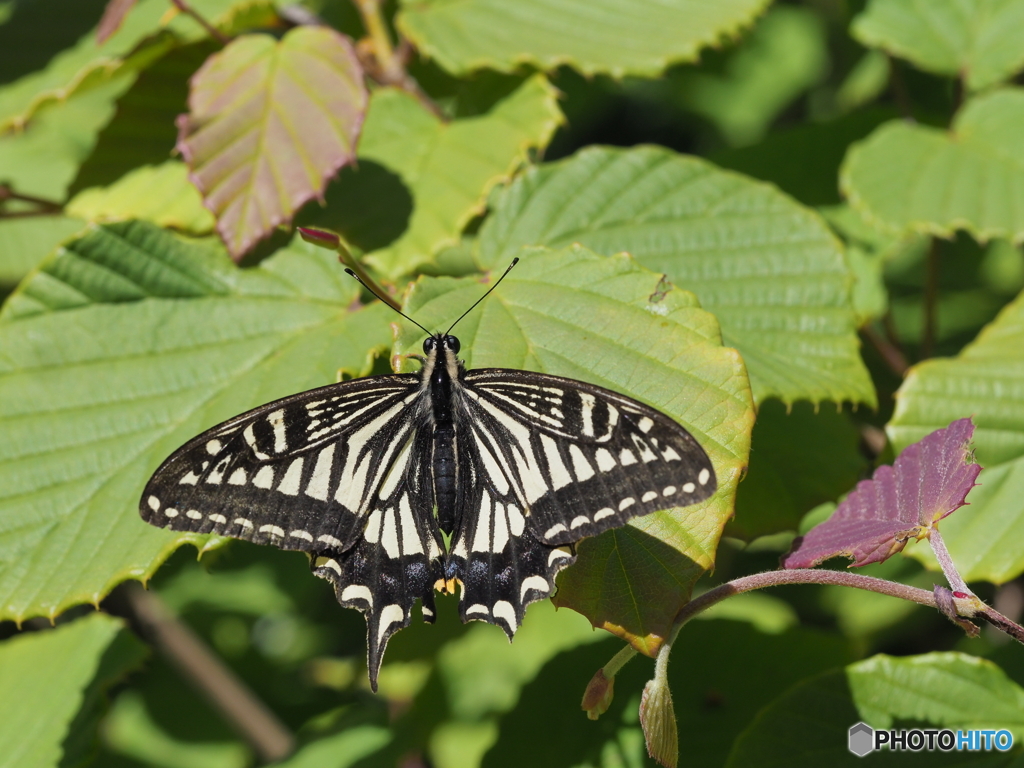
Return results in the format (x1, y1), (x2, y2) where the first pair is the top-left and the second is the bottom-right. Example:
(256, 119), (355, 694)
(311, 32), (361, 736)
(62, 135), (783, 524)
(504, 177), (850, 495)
(423, 337), (436, 353)
(445, 336), (461, 354)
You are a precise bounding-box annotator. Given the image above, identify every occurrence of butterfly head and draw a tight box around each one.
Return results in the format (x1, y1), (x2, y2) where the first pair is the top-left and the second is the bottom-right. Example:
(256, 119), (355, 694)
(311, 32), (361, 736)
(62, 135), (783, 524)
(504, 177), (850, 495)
(423, 333), (463, 382)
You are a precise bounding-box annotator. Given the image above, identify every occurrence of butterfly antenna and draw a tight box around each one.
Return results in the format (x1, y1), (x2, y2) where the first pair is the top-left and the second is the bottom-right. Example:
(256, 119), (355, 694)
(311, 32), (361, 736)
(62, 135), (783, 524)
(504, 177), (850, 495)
(343, 268), (433, 337)
(446, 258), (519, 334)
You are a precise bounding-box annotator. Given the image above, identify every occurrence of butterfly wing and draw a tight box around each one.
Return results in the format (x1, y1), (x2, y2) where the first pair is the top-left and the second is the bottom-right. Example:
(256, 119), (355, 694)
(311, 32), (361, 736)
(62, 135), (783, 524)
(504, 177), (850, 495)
(140, 375), (422, 550)
(461, 369), (716, 544)
(140, 373), (444, 690)
(443, 420), (576, 637)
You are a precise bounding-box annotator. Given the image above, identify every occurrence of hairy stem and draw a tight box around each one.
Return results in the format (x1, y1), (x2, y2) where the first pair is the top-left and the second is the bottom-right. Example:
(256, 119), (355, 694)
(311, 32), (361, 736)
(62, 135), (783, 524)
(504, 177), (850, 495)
(121, 583), (294, 762)
(929, 529), (970, 594)
(604, 643), (639, 677)
(169, 0), (230, 44)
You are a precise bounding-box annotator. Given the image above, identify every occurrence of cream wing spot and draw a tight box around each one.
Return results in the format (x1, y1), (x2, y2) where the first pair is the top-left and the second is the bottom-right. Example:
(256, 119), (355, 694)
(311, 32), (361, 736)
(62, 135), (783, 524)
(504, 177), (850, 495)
(378, 604), (405, 645)
(379, 508), (400, 559)
(289, 530), (313, 542)
(398, 494), (423, 555)
(638, 417), (654, 433)
(663, 486), (677, 496)
(493, 601), (517, 633)
(277, 458), (304, 496)
(683, 482), (696, 493)
(642, 491), (658, 502)
(619, 448), (637, 466)
(164, 508), (178, 518)
(252, 466), (275, 489)
(341, 584), (373, 608)
(472, 491), (493, 553)
(492, 503), (510, 553)
(507, 504), (525, 536)
(544, 523), (567, 540)
(234, 518), (254, 529)
(699, 468), (711, 485)
(568, 445), (595, 481)
(662, 445), (682, 461)
(147, 496), (160, 511)
(318, 558), (342, 577)
(260, 525), (285, 537)
(594, 508), (615, 521)
(520, 575), (550, 600)
(466, 604), (489, 618)
(305, 444), (335, 500)
(540, 434), (572, 490)
(595, 448), (616, 472)
(205, 440), (221, 455)
(227, 468), (247, 485)
(570, 515), (589, 529)
(548, 548), (572, 566)
(209, 514), (227, 524)
(317, 534), (343, 548)
(186, 510), (201, 520)
(179, 472), (199, 485)
(619, 497), (635, 511)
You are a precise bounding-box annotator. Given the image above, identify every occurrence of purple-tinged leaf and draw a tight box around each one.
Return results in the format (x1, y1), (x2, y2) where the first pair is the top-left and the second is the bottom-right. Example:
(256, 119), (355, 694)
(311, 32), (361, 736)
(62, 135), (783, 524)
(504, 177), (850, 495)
(177, 27), (367, 260)
(783, 418), (981, 569)
(97, 0), (139, 44)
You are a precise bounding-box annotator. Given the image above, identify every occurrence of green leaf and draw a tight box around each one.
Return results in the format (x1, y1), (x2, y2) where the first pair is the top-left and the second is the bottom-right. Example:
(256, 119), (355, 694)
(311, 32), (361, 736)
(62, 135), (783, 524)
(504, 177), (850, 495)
(852, 0), (1024, 92)
(478, 145), (875, 407)
(0, 76), (133, 201)
(396, 0), (771, 78)
(67, 161), (215, 233)
(394, 245), (754, 653)
(847, 653), (1024, 735)
(0, 221), (394, 622)
(841, 88), (1024, 245)
(485, 621), (852, 768)
(888, 288), (1024, 583)
(178, 27), (367, 259)
(726, 654), (1024, 767)
(672, 5), (829, 147)
(300, 74), (562, 280)
(0, 0), (266, 130)
(103, 691), (250, 768)
(0, 217), (87, 288)
(731, 400), (867, 539)
(0, 613), (147, 768)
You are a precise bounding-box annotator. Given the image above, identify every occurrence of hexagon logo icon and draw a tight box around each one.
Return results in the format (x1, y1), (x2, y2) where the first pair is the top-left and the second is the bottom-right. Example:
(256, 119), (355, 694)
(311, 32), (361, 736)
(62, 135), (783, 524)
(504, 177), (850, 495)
(849, 722), (874, 757)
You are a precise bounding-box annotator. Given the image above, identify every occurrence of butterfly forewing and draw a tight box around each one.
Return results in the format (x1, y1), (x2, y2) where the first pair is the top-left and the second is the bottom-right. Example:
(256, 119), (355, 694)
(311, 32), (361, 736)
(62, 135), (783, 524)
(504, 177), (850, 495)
(461, 370), (717, 545)
(140, 375), (422, 552)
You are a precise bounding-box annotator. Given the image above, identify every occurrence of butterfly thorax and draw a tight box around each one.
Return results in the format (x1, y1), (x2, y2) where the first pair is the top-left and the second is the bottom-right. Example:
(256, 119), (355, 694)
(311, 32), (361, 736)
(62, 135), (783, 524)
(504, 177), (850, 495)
(422, 333), (464, 534)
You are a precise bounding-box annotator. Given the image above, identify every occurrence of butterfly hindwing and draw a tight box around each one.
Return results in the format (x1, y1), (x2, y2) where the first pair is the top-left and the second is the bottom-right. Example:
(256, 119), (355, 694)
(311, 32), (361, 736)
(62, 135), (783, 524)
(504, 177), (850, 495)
(445, 425), (576, 638)
(140, 375), (421, 552)
(312, 425), (443, 686)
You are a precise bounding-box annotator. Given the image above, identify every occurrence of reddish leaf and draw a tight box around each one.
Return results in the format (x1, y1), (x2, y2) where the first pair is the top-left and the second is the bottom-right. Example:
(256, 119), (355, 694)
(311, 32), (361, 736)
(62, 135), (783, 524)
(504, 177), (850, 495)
(177, 27), (367, 259)
(96, 0), (139, 44)
(783, 418), (981, 569)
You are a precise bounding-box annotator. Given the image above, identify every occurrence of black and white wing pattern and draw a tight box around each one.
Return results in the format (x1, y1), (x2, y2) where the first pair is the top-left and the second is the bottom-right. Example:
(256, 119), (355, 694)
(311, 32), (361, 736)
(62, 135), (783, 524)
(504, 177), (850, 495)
(141, 343), (717, 690)
(140, 375), (444, 684)
(443, 369), (716, 638)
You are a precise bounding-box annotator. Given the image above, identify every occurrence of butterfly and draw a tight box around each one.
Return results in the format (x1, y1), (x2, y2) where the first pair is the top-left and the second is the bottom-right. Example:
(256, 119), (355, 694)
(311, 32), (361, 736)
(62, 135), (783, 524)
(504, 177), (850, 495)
(139, 260), (717, 689)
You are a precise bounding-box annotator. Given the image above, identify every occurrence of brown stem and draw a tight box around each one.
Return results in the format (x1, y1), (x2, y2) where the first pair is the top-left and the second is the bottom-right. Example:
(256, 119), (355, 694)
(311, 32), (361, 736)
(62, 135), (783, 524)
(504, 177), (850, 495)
(121, 582), (294, 762)
(861, 324), (908, 377)
(0, 184), (63, 211)
(351, 0), (446, 120)
(922, 237), (940, 359)
(668, 568), (1023, 649)
(169, 0), (230, 44)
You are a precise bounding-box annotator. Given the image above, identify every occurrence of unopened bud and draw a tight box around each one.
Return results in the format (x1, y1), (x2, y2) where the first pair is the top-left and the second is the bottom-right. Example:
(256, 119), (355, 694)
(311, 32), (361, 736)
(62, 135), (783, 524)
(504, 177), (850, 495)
(640, 677), (678, 768)
(297, 227), (341, 249)
(581, 668), (615, 720)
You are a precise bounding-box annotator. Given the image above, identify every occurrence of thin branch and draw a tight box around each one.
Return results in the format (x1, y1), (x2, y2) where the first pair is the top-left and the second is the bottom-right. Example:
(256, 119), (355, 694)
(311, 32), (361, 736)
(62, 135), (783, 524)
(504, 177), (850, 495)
(861, 323), (908, 377)
(668, 568), (1024, 648)
(922, 237), (940, 359)
(0, 184), (63, 212)
(121, 582), (294, 763)
(351, 0), (446, 120)
(929, 528), (970, 594)
(169, 0), (230, 44)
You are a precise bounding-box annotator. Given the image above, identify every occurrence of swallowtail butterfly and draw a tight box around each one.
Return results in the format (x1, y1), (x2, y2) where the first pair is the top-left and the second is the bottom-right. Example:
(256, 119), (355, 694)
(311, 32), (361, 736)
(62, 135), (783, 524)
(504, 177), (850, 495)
(140, 260), (716, 689)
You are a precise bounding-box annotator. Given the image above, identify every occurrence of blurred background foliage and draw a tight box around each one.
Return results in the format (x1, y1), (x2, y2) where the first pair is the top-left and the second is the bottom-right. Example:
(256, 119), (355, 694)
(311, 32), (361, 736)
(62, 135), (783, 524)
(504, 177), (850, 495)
(2, 0), (1024, 766)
